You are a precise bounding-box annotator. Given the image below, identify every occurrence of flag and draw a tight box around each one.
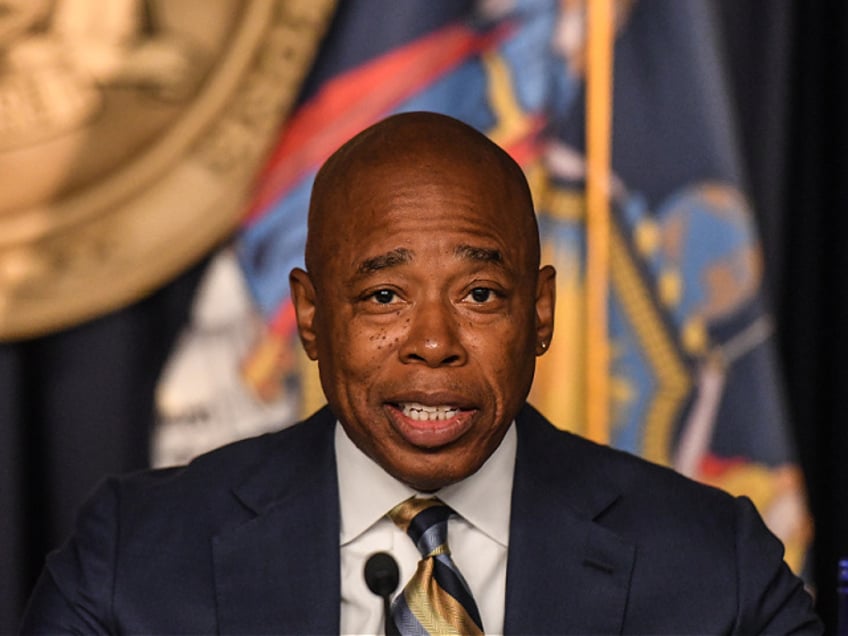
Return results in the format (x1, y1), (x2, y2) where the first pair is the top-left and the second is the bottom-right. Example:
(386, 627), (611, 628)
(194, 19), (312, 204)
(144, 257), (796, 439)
(156, 0), (811, 572)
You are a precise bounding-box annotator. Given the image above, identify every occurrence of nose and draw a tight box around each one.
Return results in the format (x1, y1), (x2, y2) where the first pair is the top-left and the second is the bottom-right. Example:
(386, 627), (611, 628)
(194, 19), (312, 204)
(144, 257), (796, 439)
(399, 298), (467, 367)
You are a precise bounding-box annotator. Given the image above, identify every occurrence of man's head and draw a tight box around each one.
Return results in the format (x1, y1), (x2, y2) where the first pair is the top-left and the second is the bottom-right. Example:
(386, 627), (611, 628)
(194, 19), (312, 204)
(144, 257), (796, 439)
(290, 112), (555, 491)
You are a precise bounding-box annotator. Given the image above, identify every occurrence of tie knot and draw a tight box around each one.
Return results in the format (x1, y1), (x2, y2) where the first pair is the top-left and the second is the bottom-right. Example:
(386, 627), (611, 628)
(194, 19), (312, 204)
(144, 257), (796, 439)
(388, 497), (484, 634)
(388, 497), (453, 558)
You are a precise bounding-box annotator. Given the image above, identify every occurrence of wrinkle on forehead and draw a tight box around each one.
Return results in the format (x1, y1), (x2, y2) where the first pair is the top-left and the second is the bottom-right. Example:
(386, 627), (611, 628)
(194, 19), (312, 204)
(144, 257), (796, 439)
(305, 113), (538, 278)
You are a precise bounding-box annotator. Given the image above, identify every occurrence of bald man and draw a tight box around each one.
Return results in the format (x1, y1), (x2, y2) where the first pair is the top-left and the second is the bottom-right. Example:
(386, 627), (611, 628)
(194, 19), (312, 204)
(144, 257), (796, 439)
(22, 113), (821, 634)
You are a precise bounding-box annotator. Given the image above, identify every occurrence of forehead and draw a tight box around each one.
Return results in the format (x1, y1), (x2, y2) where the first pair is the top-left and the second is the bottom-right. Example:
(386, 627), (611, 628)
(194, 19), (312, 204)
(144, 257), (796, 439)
(314, 150), (535, 270)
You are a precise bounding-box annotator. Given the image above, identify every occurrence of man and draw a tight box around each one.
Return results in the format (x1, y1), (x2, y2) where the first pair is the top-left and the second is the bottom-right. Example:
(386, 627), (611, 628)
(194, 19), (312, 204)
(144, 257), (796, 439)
(22, 112), (821, 634)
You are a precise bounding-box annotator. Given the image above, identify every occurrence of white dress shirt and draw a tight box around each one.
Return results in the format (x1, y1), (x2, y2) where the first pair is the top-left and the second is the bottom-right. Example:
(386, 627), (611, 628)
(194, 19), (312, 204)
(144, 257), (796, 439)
(336, 421), (516, 636)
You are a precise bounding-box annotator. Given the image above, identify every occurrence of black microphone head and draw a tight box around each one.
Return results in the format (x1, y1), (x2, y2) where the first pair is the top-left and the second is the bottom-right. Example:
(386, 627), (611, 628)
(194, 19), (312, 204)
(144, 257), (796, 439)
(364, 551), (400, 598)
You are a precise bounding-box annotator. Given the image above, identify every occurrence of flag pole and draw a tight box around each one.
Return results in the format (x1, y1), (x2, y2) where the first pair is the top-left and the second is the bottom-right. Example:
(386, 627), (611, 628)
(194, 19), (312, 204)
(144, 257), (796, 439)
(585, 0), (614, 445)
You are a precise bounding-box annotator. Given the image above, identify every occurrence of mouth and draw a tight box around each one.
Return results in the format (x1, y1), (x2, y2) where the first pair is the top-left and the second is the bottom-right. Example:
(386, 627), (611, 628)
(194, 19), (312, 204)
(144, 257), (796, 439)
(385, 400), (477, 449)
(398, 402), (460, 421)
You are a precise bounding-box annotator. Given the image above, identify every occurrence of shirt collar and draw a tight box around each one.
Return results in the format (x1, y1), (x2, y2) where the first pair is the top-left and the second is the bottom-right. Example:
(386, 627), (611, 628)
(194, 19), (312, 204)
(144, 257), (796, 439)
(335, 421), (516, 548)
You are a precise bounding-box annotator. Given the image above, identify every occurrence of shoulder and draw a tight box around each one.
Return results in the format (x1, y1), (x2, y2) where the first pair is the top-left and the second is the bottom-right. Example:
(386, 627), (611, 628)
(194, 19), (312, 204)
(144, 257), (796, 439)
(516, 403), (734, 515)
(109, 406), (337, 526)
(515, 403), (764, 585)
(41, 406), (337, 569)
(21, 407), (338, 631)
(515, 404), (821, 634)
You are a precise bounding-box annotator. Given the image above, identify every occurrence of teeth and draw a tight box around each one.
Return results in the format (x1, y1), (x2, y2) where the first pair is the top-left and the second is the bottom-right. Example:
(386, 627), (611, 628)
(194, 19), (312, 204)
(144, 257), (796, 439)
(399, 402), (459, 421)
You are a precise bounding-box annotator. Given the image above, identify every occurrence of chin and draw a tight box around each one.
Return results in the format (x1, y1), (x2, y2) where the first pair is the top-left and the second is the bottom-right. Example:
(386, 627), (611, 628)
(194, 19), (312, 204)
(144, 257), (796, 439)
(401, 474), (456, 493)
(392, 456), (482, 492)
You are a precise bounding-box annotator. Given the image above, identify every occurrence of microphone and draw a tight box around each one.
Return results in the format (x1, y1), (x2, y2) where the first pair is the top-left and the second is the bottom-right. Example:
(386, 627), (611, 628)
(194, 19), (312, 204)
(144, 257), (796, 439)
(364, 551), (400, 636)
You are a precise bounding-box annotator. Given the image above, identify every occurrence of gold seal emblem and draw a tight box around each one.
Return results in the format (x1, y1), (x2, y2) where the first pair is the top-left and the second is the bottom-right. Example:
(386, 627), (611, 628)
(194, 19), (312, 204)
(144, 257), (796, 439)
(0, 0), (335, 340)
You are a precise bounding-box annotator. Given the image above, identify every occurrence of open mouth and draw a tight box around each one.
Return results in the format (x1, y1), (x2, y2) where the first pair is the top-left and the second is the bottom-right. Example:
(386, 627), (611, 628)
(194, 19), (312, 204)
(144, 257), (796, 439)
(385, 401), (477, 449)
(398, 402), (459, 421)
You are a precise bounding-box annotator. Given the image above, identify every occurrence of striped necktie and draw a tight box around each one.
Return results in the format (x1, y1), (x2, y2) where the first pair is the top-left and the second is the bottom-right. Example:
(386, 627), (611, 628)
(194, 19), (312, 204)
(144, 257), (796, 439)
(388, 497), (484, 636)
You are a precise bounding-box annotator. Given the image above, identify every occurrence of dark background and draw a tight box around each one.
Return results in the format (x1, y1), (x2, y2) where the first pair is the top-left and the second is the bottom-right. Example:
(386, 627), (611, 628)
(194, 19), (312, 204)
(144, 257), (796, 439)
(720, 1), (848, 631)
(2, 1), (847, 631)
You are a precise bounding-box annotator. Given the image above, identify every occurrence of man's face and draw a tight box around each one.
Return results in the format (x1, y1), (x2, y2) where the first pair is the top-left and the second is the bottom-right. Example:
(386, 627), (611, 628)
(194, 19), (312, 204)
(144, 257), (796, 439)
(292, 151), (554, 491)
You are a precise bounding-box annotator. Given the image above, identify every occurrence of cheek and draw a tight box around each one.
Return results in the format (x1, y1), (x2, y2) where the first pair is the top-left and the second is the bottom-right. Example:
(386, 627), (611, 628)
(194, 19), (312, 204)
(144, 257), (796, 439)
(332, 321), (404, 382)
(470, 320), (535, 390)
(364, 323), (401, 353)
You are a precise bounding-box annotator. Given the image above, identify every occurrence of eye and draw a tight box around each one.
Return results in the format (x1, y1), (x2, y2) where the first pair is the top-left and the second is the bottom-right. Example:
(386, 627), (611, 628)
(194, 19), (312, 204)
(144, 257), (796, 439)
(467, 287), (495, 303)
(370, 289), (397, 304)
(460, 285), (507, 313)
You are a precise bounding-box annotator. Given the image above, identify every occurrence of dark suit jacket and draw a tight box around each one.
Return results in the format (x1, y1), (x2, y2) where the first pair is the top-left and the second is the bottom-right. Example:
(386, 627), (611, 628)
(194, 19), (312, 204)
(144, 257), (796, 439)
(22, 405), (821, 634)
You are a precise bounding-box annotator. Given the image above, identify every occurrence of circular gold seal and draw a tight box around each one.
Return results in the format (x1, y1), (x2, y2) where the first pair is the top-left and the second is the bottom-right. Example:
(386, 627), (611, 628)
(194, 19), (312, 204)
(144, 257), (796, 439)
(0, 0), (335, 340)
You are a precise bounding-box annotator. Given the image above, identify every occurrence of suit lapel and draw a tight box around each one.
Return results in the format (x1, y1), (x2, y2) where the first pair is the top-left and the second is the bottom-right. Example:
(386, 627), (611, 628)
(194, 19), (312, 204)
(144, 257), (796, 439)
(212, 408), (341, 635)
(504, 406), (635, 635)
(209, 404), (635, 633)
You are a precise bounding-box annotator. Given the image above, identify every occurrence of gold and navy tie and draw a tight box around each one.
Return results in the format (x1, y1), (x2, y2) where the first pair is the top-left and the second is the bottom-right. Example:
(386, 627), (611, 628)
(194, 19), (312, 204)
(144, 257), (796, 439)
(388, 497), (484, 636)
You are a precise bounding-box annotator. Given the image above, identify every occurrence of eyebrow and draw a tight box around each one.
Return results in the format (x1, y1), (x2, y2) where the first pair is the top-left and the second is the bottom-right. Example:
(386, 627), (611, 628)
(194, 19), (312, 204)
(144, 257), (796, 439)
(354, 244), (503, 275)
(455, 244), (503, 264)
(356, 248), (413, 274)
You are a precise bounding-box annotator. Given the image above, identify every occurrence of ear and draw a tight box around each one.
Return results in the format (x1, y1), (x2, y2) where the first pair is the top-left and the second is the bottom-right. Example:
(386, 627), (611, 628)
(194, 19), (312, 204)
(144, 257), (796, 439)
(534, 265), (556, 356)
(289, 267), (320, 361)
